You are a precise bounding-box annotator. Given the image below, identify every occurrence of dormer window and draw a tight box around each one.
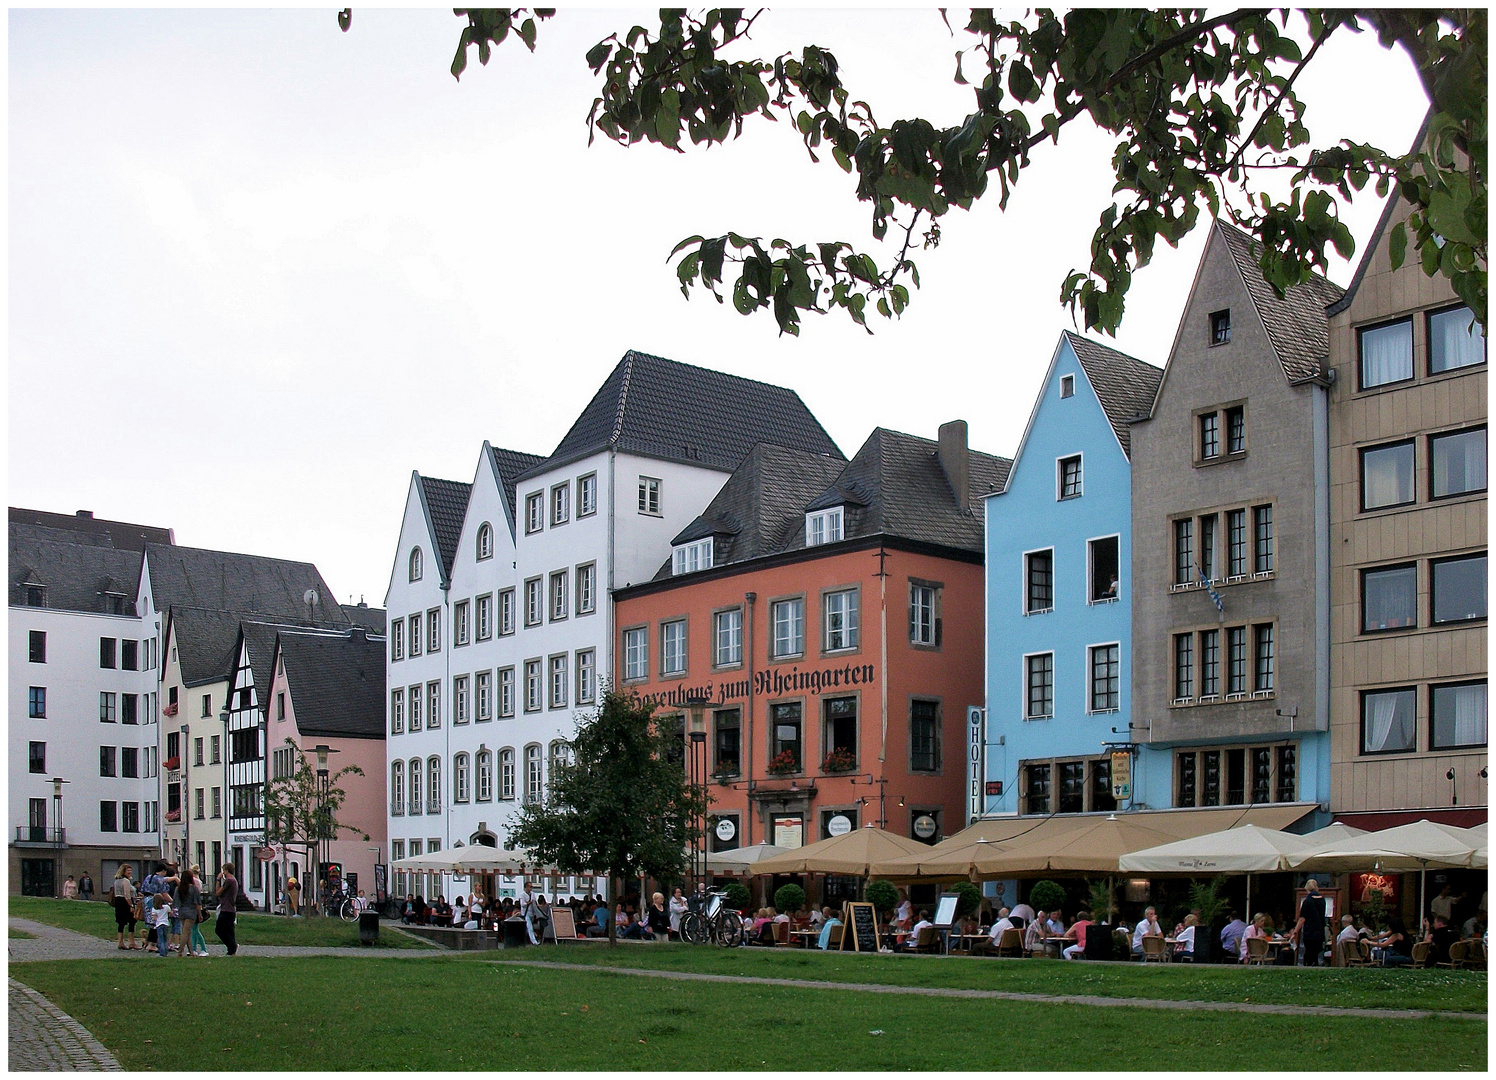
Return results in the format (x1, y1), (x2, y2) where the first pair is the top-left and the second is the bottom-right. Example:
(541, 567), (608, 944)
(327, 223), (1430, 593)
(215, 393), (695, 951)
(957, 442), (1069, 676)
(1059, 375), (1075, 399)
(672, 539), (713, 575)
(24, 584), (45, 608)
(806, 507), (844, 547)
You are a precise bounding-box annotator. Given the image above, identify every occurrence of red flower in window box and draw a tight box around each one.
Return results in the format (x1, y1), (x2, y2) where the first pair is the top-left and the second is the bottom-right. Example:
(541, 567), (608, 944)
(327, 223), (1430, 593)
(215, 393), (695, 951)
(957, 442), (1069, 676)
(164, 808), (182, 823)
(821, 748), (857, 774)
(765, 749), (800, 777)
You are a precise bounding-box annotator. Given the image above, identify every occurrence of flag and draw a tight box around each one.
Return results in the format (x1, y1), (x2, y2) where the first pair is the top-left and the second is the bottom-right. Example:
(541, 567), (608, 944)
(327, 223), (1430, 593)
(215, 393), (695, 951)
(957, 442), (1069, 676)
(1197, 565), (1225, 613)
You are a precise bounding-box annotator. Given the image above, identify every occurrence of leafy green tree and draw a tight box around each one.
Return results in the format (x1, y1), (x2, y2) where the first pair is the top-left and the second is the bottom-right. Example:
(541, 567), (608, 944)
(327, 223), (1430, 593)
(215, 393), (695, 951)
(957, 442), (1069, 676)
(351, 8), (1485, 335)
(1028, 879), (1067, 914)
(774, 882), (807, 914)
(864, 879), (899, 915)
(507, 690), (710, 945)
(262, 742), (366, 911)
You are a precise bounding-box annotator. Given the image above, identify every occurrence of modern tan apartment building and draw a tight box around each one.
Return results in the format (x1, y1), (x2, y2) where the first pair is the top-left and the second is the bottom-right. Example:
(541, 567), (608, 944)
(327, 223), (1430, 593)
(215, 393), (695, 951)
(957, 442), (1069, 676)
(1326, 165), (1487, 829)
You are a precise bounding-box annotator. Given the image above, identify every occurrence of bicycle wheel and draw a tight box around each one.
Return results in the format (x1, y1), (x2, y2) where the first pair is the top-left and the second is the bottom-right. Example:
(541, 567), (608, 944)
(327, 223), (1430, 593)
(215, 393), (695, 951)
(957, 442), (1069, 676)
(678, 911), (705, 945)
(340, 901), (358, 923)
(716, 910), (744, 948)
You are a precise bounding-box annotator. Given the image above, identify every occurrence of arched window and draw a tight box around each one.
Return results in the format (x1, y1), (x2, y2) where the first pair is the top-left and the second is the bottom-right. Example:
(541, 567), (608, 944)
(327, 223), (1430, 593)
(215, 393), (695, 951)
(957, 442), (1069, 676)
(524, 744), (543, 805)
(477, 522), (493, 560)
(476, 749), (493, 802)
(427, 756), (442, 813)
(499, 748), (515, 801)
(454, 752), (471, 803)
(547, 740), (569, 799)
(409, 547), (423, 582)
(408, 758), (422, 815)
(391, 762), (405, 814)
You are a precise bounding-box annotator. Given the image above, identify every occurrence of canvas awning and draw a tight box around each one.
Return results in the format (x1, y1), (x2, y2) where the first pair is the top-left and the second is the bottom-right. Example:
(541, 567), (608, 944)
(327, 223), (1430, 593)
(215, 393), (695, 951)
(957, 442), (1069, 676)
(389, 846), (547, 875)
(1119, 824), (1311, 874)
(705, 844), (787, 875)
(751, 828), (931, 877)
(1288, 820), (1485, 873)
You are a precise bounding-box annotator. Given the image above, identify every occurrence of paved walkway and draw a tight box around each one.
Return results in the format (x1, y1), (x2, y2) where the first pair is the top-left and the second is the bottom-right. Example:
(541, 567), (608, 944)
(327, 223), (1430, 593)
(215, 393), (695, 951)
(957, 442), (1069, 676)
(8, 917), (435, 962)
(488, 959), (1487, 1022)
(9, 979), (122, 1071)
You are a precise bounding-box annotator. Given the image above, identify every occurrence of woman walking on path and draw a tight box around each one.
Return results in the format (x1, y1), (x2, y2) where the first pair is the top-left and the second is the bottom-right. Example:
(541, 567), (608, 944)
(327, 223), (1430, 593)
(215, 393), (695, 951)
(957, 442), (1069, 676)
(111, 866), (138, 949)
(216, 863), (240, 956)
(62, 875), (78, 900)
(175, 869), (202, 958)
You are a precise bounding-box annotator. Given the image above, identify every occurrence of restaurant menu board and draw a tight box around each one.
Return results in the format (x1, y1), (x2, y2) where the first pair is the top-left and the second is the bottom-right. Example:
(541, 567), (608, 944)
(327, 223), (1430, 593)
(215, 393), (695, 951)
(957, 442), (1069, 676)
(840, 902), (880, 953)
(933, 894), (959, 928)
(551, 908), (577, 940)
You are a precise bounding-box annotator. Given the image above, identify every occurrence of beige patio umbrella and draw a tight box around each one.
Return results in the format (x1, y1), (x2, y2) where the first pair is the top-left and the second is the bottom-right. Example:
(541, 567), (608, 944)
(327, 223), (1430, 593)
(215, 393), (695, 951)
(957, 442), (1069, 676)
(390, 846), (545, 875)
(705, 844), (788, 875)
(1119, 823), (1316, 919)
(967, 814), (1180, 876)
(1287, 819), (1483, 920)
(750, 827), (930, 877)
(870, 836), (996, 882)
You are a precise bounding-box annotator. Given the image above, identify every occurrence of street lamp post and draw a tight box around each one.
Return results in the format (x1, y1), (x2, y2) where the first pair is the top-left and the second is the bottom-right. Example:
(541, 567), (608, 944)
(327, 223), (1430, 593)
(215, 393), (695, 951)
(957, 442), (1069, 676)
(311, 744), (339, 910)
(683, 697), (711, 892)
(50, 777), (70, 893)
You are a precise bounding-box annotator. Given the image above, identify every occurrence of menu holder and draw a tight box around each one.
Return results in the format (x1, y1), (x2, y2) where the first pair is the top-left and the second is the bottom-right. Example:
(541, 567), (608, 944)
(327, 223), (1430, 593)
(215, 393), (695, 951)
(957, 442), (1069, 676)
(840, 901), (880, 953)
(551, 907), (577, 940)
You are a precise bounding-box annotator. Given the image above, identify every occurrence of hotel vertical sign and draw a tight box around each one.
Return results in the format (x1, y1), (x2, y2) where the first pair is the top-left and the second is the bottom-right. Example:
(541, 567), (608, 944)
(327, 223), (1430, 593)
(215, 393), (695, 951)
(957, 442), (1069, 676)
(967, 706), (985, 824)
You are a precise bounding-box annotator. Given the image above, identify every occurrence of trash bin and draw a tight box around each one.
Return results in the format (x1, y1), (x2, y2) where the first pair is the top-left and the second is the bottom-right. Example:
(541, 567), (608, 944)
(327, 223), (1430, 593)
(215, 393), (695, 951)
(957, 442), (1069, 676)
(502, 917), (530, 948)
(359, 911), (380, 946)
(1084, 923), (1113, 961)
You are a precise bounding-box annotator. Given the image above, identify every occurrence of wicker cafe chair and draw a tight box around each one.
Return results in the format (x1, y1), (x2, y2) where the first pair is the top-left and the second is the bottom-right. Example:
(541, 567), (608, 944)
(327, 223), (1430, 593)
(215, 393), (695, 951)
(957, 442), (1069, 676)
(1466, 939), (1486, 970)
(1410, 942), (1431, 969)
(912, 925), (940, 954)
(1339, 939), (1369, 968)
(773, 921), (791, 947)
(1141, 934), (1167, 962)
(1243, 937), (1270, 965)
(826, 923), (844, 949)
(1437, 941), (1469, 970)
(997, 928), (1024, 958)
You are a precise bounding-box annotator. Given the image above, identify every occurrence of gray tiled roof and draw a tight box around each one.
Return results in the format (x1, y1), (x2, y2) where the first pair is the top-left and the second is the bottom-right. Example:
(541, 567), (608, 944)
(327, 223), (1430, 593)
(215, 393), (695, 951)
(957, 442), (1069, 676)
(416, 476), (472, 583)
(1063, 332), (1163, 459)
(487, 445), (547, 531)
(1216, 221), (1345, 382)
(343, 604), (387, 634)
(527, 350), (842, 478)
(9, 523), (144, 615)
(275, 627), (387, 739)
(239, 620), (285, 711)
(9, 507), (173, 552)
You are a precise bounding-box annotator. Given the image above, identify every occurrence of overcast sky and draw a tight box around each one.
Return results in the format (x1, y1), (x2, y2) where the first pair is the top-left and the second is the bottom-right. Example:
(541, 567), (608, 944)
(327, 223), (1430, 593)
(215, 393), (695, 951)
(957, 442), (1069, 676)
(9, 9), (1430, 606)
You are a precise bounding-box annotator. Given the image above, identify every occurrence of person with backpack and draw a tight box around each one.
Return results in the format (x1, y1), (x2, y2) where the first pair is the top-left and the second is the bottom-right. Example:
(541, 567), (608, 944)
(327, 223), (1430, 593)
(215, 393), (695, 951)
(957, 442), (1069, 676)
(216, 863), (241, 956)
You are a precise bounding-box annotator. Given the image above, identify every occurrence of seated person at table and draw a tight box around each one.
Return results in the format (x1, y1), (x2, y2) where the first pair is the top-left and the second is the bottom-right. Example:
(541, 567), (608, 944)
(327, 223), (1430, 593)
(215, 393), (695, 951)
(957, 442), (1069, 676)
(1131, 906), (1162, 957)
(958, 914), (980, 937)
(817, 911), (843, 950)
(1009, 901), (1036, 925)
(772, 907), (791, 925)
(809, 906), (827, 930)
(1220, 911), (1248, 959)
(1174, 913), (1199, 959)
(401, 898), (416, 924)
(1062, 910), (1093, 960)
(903, 910), (933, 948)
(1426, 916), (1459, 965)
(1239, 913), (1270, 960)
(453, 896), (468, 924)
(1335, 914), (1364, 950)
(1375, 916), (1413, 966)
(749, 908), (774, 945)
(585, 902), (608, 938)
(1024, 911), (1050, 954)
(1463, 911), (1487, 940)
(1046, 911), (1066, 936)
(413, 895), (429, 924)
(974, 908), (1015, 956)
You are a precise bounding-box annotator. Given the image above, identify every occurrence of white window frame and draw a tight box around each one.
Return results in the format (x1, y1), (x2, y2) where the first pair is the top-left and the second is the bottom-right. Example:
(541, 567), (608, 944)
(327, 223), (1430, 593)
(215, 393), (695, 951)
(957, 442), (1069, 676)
(805, 506), (844, 547)
(409, 547), (423, 582)
(770, 597), (805, 659)
(672, 539), (714, 575)
(578, 472), (598, 517)
(525, 492), (544, 534)
(498, 667), (515, 718)
(476, 750), (493, 802)
(909, 583), (937, 646)
(623, 626), (649, 681)
(524, 660), (542, 712)
(453, 675), (470, 725)
(1023, 547), (1055, 615)
(426, 680), (441, 728)
(549, 654), (568, 709)
(391, 618), (404, 661)
(551, 482), (571, 526)
(454, 600), (470, 646)
(576, 649), (596, 704)
(714, 608), (743, 668)
(1059, 374), (1075, 398)
(1056, 453), (1083, 500)
(576, 563), (597, 614)
(477, 521), (493, 560)
(391, 688), (405, 734)
(1023, 651), (1055, 720)
(661, 619), (688, 676)
(823, 587), (860, 652)
(476, 593), (492, 641)
(454, 752), (471, 803)
(499, 748), (516, 801)
(1086, 642), (1122, 714)
(476, 670), (492, 721)
(524, 578), (542, 627)
(408, 612), (421, 657)
(549, 570), (568, 621)
(498, 589), (515, 635)
(408, 685), (422, 730)
(1086, 533), (1122, 605)
(638, 476), (662, 516)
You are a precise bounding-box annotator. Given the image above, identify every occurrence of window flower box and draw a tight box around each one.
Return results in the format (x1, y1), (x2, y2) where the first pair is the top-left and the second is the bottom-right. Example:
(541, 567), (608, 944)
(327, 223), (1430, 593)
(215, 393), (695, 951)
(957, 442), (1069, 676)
(765, 750), (800, 777)
(821, 748), (857, 774)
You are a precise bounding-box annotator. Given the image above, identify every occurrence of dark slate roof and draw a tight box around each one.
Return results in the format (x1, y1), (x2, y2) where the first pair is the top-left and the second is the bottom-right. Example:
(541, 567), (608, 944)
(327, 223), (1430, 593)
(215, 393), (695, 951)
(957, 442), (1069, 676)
(9, 523), (144, 615)
(9, 507), (173, 552)
(239, 620), (285, 711)
(1063, 332), (1164, 458)
(342, 604), (386, 634)
(1216, 220), (1345, 382)
(170, 608), (255, 687)
(276, 627), (387, 739)
(487, 444), (547, 532)
(525, 350), (842, 478)
(417, 475), (472, 583)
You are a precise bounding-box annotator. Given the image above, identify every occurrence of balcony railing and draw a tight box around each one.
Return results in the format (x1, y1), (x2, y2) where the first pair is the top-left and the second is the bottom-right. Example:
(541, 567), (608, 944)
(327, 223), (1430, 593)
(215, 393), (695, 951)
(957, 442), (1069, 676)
(15, 826), (66, 845)
(427, 797), (441, 814)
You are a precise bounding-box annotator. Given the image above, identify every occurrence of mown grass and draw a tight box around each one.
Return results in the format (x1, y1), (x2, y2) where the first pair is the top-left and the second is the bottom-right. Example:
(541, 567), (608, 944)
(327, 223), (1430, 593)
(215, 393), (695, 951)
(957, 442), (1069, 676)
(486, 940), (1490, 1013)
(10, 928), (35, 939)
(13, 955), (1486, 1072)
(9, 896), (432, 950)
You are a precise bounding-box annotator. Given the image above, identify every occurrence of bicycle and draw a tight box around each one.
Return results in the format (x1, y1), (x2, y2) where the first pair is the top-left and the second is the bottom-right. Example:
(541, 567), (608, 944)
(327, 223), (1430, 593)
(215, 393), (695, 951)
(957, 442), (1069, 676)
(678, 891), (744, 947)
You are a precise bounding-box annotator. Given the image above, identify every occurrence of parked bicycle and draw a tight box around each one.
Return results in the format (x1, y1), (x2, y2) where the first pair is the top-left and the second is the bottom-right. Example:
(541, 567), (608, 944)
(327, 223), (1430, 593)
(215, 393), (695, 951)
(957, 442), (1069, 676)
(678, 891), (744, 947)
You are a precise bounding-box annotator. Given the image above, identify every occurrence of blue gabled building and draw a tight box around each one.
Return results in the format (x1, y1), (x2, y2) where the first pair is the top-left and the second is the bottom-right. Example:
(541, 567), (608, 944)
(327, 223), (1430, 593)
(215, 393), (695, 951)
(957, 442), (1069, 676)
(982, 332), (1163, 817)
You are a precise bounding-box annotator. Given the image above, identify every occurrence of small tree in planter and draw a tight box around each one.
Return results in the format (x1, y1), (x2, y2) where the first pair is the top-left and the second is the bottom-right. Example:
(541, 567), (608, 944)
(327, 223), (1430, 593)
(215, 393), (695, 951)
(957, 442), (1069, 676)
(865, 880), (899, 918)
(722, 880), (751, 913)
(1028, 879), (1066, 916)
(952, 881), (981, 920)
(1089, 879), (1117, 926)
(774, 883), (807, 915)
(1357, 887), (1388, 932)
(1187, 875), (1231, 963)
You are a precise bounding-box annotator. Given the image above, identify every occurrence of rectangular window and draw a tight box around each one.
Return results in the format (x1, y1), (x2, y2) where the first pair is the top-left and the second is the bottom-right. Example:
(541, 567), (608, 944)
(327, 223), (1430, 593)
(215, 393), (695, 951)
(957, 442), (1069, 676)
(498, 589), (514, 635)
(526, 492), (544, 533)
(1176, 752), (1197, 808)
(1252, 505), (1274, 572)
(1226, 627), (1247, 694)
(28, 630), (46, 663)
(391, 688), (405, 734)
(576, 649), (596, 704)
(1089, 644), (1120, 711)
(408, 684), (422, 730)
(28, 686), (46, 718)
(391, 619), (404, 660)
(772, 598), (805, 658)
(524, 660), (542, 712)
(476, 671), (492, 721)
(909, 584), (937, 646)
(212, 787), (222, 818)
(805, 507), (844, 547)
(1251, 748), (1272, 805)
(1226, 509), (1247, 576)
(714, 608), (743, 667)
(550, 571), (568, 621)
(524, 579), (542, 627)
(638, 476), (661, 515)
(1200, 629), (1220, 696)
(1210, 309), (1231, 345)
(1431, 681), (1487, 750)
(211, 735), (220, 764)
(1225, 406), (1246, 454)
(454, 675), (470, 725)
(672, 539), (713, 574)
(426, 681), (441, 728)
(1090, 758), (1117, 813)
(499, 750), (515, 801)
(1432, 553), (1487, 624)
(276, 692), (286, 722)
(577, 564), (597, 614)
(660, 620), (687, 676)
(1174, 518), (1194, 584)
(1359, 318), (1414, 388)
(1089, 536), (1120, 601)
(120, 746), (139, 778)
(476, 594), (492, 640)
(1431, 427), (1487, 498)
(549, 655), (568, 709)
(121, 640), (138, 670)
(1276, 745), (1297, 803)
(194, 737), (204, 766)
(1173, 634), (1194, 699)
(498, 667), (515, 718)
(578, 473), (598, 516)
(1428, 305), (1486, 373)
(1025, 550), (1053, 613)
(427, 608), (440, 652)
(1363, 687), (1417, 754)
(624, 627), (649, 680)
(454, 600), (470, 646)
(408, 612), (421, 657)
(1058, 761), (1085, 813)
(1058, 455), (1082, 498)
(28, 741), (45, 774)
(1200, 411), (1220, 459)
(1361, 440), (1416, 510)
(771, 702), (802, 772)
(1253, 623), (1275, 692)
(1202, 750), (1221, 806)
(100, 801), (118, 832)
(228, 729), (255, 764)
(1026, 654), (1054, 719)
(117, 692), (134, 724)
(100, 637), (117, 668)
(1059, 374), (1075, 398)
(1362, 563), (1418, 632)
(100, 692), (117, 723)
(1198, 515), (1217, 581)
(910, 699), (940, 772)
(824, 589), (860, 651)
(551, 482), (570, 525)
(822, 696), (857, 767)
(713, 708), (741, 777)
(1025, 763), (1051, 815)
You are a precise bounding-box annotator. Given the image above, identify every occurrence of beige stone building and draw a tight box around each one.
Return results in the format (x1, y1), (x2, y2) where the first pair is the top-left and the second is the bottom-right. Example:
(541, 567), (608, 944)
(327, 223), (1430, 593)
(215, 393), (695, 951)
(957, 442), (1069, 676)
(1326, 174), (1487, 829)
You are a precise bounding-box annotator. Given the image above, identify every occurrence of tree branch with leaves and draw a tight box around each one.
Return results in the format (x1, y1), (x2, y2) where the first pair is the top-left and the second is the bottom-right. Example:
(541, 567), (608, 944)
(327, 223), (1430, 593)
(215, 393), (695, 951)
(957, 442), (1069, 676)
(263, 743), (367, 909)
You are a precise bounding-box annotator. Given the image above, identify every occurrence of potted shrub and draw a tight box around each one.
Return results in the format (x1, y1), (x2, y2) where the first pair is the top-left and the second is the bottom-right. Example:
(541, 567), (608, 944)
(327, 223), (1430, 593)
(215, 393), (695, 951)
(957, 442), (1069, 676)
(952, 881), (981, 920)
(765, 750), (799, 777)
(865, 879), (899, 920)
(1028, 879), (1067, 916)
(1187, 875), (1230, 964)
(722, 880), (752, 914)
(820, 748), (857, 774)
(774, 882), (807, 915)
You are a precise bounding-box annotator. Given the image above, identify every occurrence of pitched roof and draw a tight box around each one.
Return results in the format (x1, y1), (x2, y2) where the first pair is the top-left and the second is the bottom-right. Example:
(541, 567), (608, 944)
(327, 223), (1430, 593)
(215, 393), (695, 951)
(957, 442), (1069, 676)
(239, 620), (285, 709)
(486, 444), (547, 531)
(415, 475), (471, 583)
(9, 523), (144, 615)
(527, 350), (842, 478)
(1063, 332), (1163, 458)
(1216, 221), (1346, 382)
(9, 507), (173, 552)
(343, 604), (387, 634)
(275, 627), (387, 739)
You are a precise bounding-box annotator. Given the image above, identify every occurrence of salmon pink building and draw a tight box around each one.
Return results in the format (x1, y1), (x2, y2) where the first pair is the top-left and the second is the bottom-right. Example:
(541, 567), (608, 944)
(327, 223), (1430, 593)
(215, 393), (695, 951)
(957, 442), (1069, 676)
(613, 423), (1009, 901)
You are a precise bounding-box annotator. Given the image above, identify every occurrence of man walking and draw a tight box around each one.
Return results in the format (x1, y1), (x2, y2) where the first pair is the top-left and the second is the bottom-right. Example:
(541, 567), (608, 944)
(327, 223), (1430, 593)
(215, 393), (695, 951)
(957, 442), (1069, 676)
(78, 871), (93, 902)
(1293, 879), (1328, 966)
(216, 862), (241, 956)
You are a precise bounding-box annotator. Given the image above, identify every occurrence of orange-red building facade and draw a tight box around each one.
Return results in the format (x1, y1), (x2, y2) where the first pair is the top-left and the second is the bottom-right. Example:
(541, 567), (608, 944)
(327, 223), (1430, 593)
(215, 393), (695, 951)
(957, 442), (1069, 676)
(613, 537), (983, 858)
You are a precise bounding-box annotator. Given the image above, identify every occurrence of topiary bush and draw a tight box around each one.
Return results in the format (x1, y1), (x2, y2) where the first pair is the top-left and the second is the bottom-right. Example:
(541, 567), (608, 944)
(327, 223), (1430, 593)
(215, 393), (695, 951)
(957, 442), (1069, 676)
(952, 881), (982, 918)
(773, 883), (807, 914)
(722, 881), (751, 912)
(865, 879), (899, 915)
(1028, 879), (1067, 914)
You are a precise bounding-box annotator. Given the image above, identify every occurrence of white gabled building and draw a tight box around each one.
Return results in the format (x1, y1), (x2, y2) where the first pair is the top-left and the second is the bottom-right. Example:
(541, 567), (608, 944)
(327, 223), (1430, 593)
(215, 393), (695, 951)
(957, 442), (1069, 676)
(385, 350), (842, 899)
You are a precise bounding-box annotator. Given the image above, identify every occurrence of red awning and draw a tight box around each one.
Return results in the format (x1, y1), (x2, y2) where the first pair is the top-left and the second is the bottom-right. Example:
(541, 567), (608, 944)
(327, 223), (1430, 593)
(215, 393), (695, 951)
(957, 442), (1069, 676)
(1334, 808), (1487, 831)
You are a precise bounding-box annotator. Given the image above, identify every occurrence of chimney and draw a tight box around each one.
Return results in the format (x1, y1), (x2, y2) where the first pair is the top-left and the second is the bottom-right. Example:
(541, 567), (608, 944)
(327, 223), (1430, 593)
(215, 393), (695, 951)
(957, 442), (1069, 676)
(937, 420), (970, 511)
(76, 510), (94, 519)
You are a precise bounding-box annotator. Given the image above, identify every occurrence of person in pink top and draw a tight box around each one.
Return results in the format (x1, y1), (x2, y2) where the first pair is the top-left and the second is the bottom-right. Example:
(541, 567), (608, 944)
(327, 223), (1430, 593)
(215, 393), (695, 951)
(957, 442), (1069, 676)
(1240, 912), (1270, 960)
(1062, 910), (1093, 960)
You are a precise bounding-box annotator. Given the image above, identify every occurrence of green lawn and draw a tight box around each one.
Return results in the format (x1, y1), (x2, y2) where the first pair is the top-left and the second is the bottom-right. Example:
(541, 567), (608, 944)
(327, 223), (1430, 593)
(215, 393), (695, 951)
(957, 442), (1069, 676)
(480, 941), (1490, 1014)
(8, 897), (432, 950)
(12, 955), (1486, 1071)
(10, 928), (35, 939)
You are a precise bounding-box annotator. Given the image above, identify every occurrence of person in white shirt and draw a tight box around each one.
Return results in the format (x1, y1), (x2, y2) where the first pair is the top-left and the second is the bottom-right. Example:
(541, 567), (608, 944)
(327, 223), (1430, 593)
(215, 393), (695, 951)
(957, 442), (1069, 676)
(976, 909), (1015, 956)
(1132, 906), (1162, 957)
(809, 906), (828, 929)
(905, 911), (934, 949)
(1046, 912), (1066, 936)
(1010, 902), (1036, 924)
(895, 892), (914, 930)
(1173, 913), (1199, 960)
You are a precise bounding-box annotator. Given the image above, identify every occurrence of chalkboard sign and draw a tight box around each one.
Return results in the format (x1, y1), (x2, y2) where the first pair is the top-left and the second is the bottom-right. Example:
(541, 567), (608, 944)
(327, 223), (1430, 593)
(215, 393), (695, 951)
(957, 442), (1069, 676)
(840, 902), (880, 953)
(551, 908), (577, 940)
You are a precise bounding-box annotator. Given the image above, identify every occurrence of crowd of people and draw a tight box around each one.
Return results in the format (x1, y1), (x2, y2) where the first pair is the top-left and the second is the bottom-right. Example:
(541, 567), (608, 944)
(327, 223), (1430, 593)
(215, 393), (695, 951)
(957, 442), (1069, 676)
(95, 860), (243, 957)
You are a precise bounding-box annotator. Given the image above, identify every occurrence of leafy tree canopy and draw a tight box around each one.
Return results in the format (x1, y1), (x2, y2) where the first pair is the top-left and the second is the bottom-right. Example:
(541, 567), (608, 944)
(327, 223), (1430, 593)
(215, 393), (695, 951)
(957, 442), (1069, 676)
(263, 744), (367, 859)
(347, 7), (1485, 336)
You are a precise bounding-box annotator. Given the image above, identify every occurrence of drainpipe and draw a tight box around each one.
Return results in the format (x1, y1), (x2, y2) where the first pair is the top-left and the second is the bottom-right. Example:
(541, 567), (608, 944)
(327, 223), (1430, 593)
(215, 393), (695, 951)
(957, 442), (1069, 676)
(744, 591), (757, 848)
(879, 549), (889, 767)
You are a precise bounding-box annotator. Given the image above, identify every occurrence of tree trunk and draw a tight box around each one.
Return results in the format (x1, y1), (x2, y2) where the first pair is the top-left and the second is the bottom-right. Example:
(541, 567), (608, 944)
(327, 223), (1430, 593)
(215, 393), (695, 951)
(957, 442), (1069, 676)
(607, 872), (618, 947)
